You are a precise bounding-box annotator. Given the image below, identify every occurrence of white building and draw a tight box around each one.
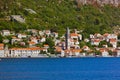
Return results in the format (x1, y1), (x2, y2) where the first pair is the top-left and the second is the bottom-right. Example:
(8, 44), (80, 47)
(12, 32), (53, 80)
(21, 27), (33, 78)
(11, 37), (22, 44)
(100, 48), (109, 57)
(0, 44), (4, 57)
(115, 48), (120, 57)
(91, 39), (100, 46)
(44, 30), (51, 36)
(39, 31), (44, 36)
(10, 47), (42, 57)
(40, 37), (46, 42)
(1, 30), (10, 36)
(17, 33), (27, 39)
(109, 38), (117, 48)
(52, 32), (58, 38)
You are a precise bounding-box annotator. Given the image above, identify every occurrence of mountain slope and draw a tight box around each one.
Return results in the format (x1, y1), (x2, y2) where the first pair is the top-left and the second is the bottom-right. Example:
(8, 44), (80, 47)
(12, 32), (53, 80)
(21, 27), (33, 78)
(0, 0), (120, 34)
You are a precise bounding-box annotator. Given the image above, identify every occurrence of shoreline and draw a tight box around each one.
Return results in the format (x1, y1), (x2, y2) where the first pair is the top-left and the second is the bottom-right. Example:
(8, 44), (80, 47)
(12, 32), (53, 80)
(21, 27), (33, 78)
(0, 56), (118, 59)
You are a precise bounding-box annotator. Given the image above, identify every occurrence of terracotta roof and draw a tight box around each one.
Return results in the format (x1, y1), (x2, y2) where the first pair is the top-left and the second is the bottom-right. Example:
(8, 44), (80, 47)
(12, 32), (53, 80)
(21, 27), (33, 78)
(110, 38), (117, 42)
(82, 46), (89, 49)
(70, 33), (79, 36)
(0, 43), (4, 47)
(28, 41), (36, 44)
(64, 49), (82, 53)
(10, 47), (42, 50)
(64, 49), (71, 53)
(103, 33), (109, 37)
(44, 44), (49, 47)
(12, 36), (17, 39)
(99, 48), (108, 52)
(0, 48), (4, 50)
(72, 49), (82, 52)
(93, 39), (100, 42)
(55, 47), (62, 52)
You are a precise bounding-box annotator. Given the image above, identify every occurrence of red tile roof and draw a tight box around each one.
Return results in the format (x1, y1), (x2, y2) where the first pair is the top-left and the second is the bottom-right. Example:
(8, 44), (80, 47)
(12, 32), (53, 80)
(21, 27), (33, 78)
(70, 33), (79, 36)
(10, 47), (42, 50)
(110, 38), (117, 42)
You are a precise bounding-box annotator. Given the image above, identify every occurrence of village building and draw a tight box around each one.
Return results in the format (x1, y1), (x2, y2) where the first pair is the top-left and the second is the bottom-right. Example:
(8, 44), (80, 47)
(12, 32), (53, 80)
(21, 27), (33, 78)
(99, 48), (109, 57)
(90, 34), (95, 39)
(17, 33), (27, 39)
(116, 48), (120, 56)
(51, 32), (58, 38)
(0, 44), (4, 57)
(9, 47), (42, 57)
(44, 30), (51, 36)
(44, 44), (49, 49)
(3, 39), (9, 43)
(0, 28), (119, 58)
(39, 31), (44, 36)
(109, 38), (117, 48)
(40, 37), (46, 42)
(82, 46), (90, 51)
(30, 37), (40, 44)
(11, 37), (22, 45)
(28, 41), (36, 47)
(91, 39), (101, 46)
(1, 30), (10, 36)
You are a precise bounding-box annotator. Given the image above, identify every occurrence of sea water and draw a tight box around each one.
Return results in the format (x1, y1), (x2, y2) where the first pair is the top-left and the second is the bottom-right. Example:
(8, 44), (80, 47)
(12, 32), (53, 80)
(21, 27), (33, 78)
(0, 58), (120, 80)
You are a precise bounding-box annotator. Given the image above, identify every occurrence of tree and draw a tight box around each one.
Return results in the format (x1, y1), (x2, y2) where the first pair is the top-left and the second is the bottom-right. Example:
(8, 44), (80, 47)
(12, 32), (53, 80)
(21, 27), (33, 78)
(118, 42), (120, 47)
(44, 38), (55, 54)
(108, 50), (112, 56)
(94, 50), (101, 56)
(98, 40), (107, 48)
(45, 38), (54, 48)
(79, 41), (86, 48)
(118, 34), (120, 39)
(0, 35), (3, 43)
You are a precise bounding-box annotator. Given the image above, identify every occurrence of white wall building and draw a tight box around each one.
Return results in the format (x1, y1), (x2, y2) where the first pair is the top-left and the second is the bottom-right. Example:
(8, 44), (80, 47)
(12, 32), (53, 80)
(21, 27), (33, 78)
(17, 33), (27, 39)
(10, 47), (42, 57)
(1, 30), (10, 36)
(0, 44), (4, 57)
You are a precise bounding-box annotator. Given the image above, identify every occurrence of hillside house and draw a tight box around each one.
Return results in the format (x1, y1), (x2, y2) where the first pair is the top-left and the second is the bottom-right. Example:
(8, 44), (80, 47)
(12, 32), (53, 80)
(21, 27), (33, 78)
(28, 41), (36, 47)
(0, 44), (4, 57)
(44, 30), (51, 36)
(30, 37), (40, 44)
(52, 32), (58, 38)
(109, 38), (117, 48)
(1, 30), (10, 36)
(116, 48), (120, 56)
(40, 37), (46, 42)
(17, 33), (27, 39)
(39, 31), (44, 36)
(11, 37), (22, 45)
(99, 48), (109, 57)
(91, 39), (101, 46)
(82, 46), (90, 51)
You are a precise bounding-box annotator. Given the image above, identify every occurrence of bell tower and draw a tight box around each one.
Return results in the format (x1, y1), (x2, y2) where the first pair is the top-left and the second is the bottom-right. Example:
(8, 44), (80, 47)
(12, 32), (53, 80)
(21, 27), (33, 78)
(65, 27), (70, 50)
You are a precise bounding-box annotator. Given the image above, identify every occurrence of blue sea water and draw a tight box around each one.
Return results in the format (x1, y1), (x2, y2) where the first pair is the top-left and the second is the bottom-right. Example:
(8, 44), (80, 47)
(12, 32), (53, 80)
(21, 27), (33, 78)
(0, 58), (120, 80)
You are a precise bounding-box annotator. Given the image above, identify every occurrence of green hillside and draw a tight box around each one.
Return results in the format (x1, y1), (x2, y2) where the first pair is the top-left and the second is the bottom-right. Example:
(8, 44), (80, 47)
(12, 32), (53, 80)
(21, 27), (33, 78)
(0, 0), (120, 34)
